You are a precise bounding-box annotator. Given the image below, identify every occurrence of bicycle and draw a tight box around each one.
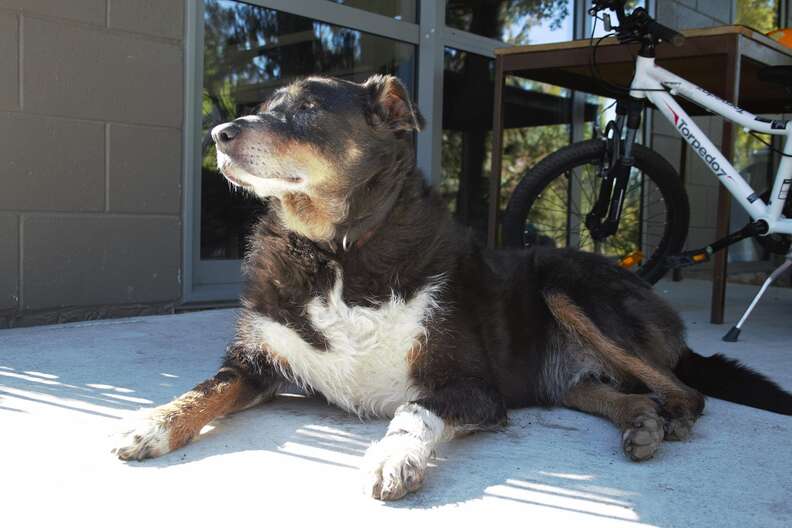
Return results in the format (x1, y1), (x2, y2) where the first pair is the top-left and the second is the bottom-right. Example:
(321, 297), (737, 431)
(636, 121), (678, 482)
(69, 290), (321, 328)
(501, 0), (792, 340)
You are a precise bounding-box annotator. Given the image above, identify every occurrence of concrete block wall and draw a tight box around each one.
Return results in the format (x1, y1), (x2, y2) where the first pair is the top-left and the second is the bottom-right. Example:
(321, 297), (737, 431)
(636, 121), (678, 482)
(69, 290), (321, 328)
(651, 0), (734, 253)
(0, 1), (185, 327)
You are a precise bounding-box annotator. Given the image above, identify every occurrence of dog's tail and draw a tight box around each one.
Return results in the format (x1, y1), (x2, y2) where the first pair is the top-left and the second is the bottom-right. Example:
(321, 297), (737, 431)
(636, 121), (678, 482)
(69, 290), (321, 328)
(674, 348), (792, 415)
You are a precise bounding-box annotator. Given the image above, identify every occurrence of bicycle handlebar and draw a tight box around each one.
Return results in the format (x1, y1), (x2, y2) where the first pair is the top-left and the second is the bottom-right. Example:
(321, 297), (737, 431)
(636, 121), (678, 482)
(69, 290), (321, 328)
(591, 0), (627, 21)
(592, 1), (685, 48)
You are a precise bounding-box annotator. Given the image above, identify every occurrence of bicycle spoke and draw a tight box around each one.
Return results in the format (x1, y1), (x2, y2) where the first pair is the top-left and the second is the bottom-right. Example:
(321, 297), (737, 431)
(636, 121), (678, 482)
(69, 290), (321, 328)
(511, 140), (686, 283)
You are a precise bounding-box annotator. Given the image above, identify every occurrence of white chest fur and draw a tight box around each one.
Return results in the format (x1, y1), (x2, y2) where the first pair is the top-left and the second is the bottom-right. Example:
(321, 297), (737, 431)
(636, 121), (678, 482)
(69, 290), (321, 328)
(241, 272), (444, 417)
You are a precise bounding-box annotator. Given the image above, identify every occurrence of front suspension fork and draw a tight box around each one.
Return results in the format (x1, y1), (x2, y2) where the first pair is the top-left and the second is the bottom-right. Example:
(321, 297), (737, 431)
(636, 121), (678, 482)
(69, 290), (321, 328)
(586, 98), (643, 241)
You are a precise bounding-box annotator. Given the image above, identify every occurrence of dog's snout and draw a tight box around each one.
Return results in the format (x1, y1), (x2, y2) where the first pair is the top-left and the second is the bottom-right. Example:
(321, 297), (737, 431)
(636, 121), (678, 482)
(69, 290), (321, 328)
(212, 122), (241, 145)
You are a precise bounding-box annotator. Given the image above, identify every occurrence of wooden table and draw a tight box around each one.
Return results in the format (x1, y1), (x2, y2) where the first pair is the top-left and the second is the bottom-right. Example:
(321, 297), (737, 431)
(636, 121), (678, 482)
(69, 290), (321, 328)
(489, 26), (792, 324)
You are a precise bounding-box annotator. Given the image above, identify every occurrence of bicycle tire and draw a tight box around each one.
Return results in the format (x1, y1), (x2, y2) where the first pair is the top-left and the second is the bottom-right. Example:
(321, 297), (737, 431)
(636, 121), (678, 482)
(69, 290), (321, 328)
(502, 139), (689, 284)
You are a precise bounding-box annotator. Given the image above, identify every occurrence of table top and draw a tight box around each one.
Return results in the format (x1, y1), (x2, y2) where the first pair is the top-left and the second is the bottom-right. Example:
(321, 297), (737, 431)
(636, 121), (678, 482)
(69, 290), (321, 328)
(493, 26), (792, 115)
(495, 25), (792, 57)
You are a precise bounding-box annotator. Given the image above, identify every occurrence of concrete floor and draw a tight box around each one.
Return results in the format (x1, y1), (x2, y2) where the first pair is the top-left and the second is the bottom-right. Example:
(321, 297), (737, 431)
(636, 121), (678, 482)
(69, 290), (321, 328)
(1, 279), (791, 528)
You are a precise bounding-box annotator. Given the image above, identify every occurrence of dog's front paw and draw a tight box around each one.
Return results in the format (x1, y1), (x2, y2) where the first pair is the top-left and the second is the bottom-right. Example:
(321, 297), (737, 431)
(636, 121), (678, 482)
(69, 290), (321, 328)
(112, 413), (171, 461)
(361, 434), (430, 501)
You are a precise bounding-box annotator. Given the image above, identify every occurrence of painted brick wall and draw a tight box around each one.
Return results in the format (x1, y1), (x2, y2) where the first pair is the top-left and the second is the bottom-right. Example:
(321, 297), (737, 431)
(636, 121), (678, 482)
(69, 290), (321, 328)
(0, 1), (185, 327)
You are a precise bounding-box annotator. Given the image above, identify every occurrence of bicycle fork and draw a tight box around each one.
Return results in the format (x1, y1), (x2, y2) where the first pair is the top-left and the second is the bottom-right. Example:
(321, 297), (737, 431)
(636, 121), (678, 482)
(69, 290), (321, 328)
(587, 98), (644, 240)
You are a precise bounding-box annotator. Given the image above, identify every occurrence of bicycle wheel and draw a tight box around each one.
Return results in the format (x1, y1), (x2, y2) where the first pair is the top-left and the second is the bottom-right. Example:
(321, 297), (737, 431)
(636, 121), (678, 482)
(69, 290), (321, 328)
(502, 139), (689, 284)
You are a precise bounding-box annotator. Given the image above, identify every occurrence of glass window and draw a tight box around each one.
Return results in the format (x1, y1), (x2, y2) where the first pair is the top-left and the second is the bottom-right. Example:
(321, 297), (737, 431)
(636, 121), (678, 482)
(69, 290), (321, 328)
(731, 125), (777, 263)
(327, 0), (417, 22)
(201, 0), (416, 260)
(445, 0), (574, 45)
(441, 1), (579, 242)
(441, 48), (573, 241)
(731, 1), (782, 264)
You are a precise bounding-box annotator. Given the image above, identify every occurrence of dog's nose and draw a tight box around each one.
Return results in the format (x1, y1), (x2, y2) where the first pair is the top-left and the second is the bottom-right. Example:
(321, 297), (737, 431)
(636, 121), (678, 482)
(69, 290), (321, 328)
(211, 122), (241, 145)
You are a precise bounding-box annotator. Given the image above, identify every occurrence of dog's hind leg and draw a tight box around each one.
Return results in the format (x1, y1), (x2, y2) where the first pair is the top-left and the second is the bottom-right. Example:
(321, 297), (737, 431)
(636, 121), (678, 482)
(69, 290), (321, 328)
(113, 362), (280, 461)
(544, 291), (705, 445)
(563, 380), (665, 461)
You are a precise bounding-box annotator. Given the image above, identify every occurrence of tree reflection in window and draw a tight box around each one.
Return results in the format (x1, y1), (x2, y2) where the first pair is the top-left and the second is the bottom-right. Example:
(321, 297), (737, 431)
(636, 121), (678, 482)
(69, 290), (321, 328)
(446, 0), (573, 45)
(736, 0), (780, 33)
(441, 1), (577, 241)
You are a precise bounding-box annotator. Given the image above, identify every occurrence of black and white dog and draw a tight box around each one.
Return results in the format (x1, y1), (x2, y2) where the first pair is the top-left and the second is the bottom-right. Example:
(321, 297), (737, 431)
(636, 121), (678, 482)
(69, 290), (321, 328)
(113, 75), (792, 501)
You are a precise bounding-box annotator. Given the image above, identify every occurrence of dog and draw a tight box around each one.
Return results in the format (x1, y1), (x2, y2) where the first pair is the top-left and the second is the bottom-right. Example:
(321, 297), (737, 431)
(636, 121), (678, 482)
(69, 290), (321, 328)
(113, 74), (792, 501)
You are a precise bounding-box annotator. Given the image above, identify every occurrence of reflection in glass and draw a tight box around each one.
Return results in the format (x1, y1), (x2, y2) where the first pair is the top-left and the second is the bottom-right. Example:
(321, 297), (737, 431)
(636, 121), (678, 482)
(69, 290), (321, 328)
(732, 3), (781, 263)
(442, 48), (578, 241)
(446, 0), (574, 45)
(201, 0), (416, 260)
(731, 0), (781, 265)
(731, 127), (776, 263)
(327, 0), (417, 22)
(736, 0), (780, 33)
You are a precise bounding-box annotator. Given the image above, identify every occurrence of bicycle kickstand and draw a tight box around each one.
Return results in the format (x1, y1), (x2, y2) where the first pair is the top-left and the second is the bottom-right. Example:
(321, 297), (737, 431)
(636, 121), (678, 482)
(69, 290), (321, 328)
(723, 248), (792, 342)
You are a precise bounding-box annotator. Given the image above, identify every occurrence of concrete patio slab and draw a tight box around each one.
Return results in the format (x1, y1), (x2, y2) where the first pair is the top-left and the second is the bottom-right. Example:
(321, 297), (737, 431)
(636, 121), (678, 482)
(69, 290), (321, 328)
(1, 279), (791, 528)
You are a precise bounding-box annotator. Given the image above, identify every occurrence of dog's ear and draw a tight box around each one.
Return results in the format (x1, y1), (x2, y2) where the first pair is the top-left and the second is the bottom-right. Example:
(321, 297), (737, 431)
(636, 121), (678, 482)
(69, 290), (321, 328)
(364, 74), (425, 132)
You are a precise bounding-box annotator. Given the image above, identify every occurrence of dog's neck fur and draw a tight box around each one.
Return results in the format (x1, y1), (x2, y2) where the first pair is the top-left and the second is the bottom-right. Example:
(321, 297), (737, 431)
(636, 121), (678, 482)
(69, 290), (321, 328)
(244, 166), (464, 314)
(333, 168), (463, 301)
(333, 148), (417, 252)
(336, 177), (404, 251)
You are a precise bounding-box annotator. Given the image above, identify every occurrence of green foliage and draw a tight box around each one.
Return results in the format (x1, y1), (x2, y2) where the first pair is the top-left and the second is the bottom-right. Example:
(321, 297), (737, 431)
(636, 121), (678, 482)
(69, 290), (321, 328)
(736, 0), (780, 33)
(733, 0), (780, 189)
(734, 130), (770, 174)
(499, 123), (571, 210)
(440, 122), (571, 213)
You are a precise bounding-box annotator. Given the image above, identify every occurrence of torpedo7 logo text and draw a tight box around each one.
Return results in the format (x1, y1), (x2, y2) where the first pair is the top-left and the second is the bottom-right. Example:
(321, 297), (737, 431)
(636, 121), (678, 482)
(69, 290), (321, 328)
(668, 105), (728, 180)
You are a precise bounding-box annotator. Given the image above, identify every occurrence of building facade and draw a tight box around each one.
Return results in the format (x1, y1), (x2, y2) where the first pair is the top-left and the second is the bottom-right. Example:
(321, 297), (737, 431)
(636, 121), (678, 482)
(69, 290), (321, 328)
(0, 0), (787, 327)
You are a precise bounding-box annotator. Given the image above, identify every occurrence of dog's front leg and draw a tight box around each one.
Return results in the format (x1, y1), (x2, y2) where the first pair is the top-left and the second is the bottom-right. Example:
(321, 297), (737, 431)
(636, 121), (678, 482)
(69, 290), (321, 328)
(362, 383), (507, 501)
(113, 346), (282, 461)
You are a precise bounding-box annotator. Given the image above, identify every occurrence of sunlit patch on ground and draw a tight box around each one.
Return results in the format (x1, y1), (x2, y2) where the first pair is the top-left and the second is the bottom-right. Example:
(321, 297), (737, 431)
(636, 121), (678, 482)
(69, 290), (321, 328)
(0, 283), (790, 527)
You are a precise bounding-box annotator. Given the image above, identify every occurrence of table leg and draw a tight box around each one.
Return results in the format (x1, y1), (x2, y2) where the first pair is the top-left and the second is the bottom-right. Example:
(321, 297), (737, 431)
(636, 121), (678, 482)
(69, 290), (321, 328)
(711, 184), (731, 323)
(710, 48), (741, 324)
(673, 136), (688, 282)
(487, 58), (505, 250)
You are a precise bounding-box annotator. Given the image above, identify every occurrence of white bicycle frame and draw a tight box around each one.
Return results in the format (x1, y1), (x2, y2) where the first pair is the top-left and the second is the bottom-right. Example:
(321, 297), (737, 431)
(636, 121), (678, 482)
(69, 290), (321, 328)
(629, 55), (792, 235)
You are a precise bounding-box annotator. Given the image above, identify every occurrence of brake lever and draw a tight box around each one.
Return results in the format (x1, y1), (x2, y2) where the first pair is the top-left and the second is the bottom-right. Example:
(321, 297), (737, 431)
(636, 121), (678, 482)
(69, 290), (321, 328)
(603, 13), (613, 32)
(587, 2), (606, 16)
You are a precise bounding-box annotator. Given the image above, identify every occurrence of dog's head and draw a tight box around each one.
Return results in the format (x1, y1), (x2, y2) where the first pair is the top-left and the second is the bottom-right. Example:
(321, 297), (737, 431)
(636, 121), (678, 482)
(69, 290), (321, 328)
(211, 75), (424, 244)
